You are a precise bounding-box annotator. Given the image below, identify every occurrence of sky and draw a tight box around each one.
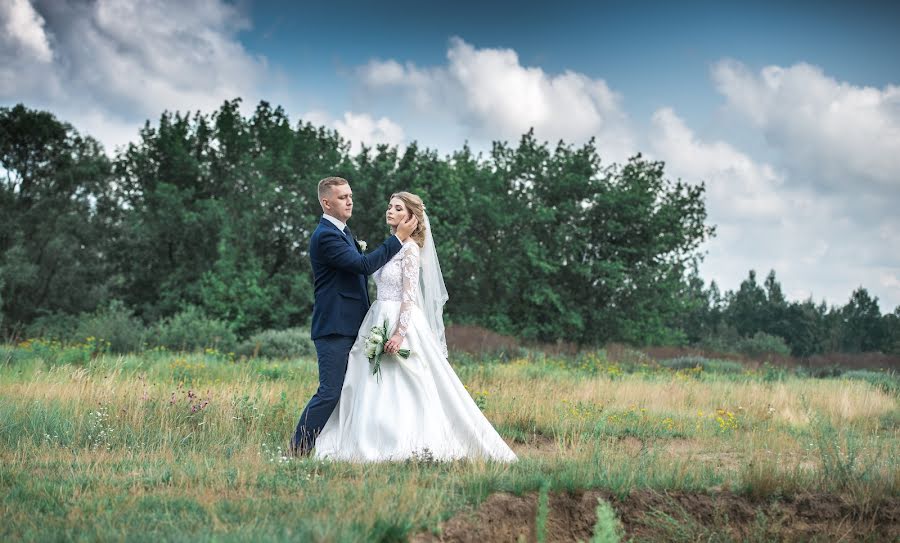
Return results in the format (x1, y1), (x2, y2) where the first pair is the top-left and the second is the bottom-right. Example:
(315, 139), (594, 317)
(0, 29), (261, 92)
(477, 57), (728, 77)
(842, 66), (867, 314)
(2, 0), (900, 311)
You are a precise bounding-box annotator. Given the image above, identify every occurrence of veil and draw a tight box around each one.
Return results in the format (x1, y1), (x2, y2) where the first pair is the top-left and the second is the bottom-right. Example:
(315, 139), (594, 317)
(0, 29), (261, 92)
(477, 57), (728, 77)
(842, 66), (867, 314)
(415, 211), (449, 358)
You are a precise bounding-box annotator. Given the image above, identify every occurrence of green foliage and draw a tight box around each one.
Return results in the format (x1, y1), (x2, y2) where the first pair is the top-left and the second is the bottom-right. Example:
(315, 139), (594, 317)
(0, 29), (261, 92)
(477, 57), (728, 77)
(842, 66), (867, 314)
(591, 498), (624, 543)
(840, 287), (886, 352)
(75, 301), (145, 354)
(841, 369), (899, 395)
(735, 331), (791, 358)
(154, 305), (237, 353)
(684, 270), (897, 357)
(236, 327), (315, 360)
(795, 364), (845, 379)
(659, 356), (745, 374)
(535, 480), (550, 543)
(24, 312), (82, 342)
(0, 104), (113, 326)
(107, 100), (317, 326)
(3, 101), (897, 358)
(805, 408), (885, 493)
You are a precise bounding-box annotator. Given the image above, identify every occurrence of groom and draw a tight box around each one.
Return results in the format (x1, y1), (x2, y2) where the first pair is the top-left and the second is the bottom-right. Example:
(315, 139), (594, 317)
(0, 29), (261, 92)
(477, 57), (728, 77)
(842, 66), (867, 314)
(291, 176), (418, 455)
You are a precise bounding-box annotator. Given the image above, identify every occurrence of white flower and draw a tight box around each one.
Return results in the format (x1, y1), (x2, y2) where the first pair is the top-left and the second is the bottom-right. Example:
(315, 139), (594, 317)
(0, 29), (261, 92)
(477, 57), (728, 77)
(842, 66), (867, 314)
(365, 344), (377, 358)
(358, 240), (368, 251)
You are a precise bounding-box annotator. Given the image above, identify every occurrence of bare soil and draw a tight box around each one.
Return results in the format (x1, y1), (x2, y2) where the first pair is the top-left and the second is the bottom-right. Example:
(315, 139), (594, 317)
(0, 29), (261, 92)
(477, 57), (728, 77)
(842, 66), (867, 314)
(412, 489), (900, 542)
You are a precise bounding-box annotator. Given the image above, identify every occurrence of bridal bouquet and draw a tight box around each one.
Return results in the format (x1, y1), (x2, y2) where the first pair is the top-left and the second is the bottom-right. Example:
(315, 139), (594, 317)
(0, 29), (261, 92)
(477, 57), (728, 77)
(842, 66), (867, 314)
(364, 319), (410, 382)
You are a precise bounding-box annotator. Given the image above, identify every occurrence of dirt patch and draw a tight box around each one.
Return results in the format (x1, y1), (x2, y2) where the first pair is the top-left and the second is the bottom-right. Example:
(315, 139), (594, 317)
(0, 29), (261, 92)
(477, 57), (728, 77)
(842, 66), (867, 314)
(663, 437), (698, 455)
(661, 439), (746, 472)
(506, 432), (639, 460)
(508, 433), (559, 459)
(413, 490), (900, 542)
(617, 436), (644, 456)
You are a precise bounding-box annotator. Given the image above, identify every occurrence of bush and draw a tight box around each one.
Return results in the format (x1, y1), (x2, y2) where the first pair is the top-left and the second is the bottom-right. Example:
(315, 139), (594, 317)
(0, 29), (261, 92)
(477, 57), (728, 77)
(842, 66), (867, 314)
(591, 498), (624, 543)
(25, 312), (82, 342)
(842, 369), (899, 395)
(659, 356), (745, 374)
(236, 328), (314, 360)
(76, 301), (146, 354)
(796, 364), (845, 379)
(735, 332), (791, 358)
(154, 306), (238, 353)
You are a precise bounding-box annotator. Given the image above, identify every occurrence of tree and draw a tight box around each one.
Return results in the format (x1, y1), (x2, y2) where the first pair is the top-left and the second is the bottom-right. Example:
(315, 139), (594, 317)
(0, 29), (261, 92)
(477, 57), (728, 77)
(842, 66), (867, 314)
(726, 270), (768, 337)
(0, 104), (113, 329)
(107, 100), (329, 328)
(840, 287), (885, 352)
(884, 306), (900, 355)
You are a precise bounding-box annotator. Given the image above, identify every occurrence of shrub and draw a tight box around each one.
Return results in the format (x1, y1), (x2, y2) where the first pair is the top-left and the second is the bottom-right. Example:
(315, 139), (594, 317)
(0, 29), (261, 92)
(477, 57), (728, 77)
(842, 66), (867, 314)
(659, 356), (745, 374)
(796, 364), (845, 379)
(76, 301), (146, 354)
(154, 306), (238, 353)
(25, 312), (82, 342)
(735, 332), (791, 358)
(236, 327), (314, 360)
(842, 369), (899, 395)
(592, 498), (624, 543)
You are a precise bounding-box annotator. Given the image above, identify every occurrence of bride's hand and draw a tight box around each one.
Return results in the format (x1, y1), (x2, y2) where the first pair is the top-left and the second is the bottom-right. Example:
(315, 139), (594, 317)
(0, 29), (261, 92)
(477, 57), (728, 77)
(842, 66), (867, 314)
(384, 333), (403, 354)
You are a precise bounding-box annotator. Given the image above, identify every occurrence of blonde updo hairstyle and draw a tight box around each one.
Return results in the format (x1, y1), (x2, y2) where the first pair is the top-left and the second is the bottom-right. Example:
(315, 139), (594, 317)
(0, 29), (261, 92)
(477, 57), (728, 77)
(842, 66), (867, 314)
(390, 191), (427, 248)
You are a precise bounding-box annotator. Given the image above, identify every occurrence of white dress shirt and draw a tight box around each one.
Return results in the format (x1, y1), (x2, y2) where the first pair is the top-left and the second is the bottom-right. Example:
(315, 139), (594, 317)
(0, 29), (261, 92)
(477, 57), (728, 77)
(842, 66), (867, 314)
(322, 213), (402, 244)
(322, 213), (348, 233)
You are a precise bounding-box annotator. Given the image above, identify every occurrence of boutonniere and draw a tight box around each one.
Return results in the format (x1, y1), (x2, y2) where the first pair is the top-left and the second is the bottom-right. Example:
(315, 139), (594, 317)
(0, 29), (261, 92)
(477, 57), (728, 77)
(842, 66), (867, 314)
(357, 240), (368, 251)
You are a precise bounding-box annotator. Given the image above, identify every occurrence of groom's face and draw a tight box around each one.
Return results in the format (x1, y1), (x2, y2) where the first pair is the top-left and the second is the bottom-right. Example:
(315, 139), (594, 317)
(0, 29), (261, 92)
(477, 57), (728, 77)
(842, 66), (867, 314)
(324, 183), (353, 222)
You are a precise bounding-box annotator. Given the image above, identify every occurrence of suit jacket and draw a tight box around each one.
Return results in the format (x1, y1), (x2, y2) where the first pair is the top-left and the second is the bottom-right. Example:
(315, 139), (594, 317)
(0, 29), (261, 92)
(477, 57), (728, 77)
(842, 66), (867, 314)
(309, 217), (402, 339)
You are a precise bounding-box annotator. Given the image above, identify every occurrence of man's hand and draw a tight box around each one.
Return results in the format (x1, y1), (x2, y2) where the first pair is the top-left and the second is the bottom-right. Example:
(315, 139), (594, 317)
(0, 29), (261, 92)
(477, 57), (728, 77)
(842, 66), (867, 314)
(395, 214), (419, 241)
(384, 333), (404, 354)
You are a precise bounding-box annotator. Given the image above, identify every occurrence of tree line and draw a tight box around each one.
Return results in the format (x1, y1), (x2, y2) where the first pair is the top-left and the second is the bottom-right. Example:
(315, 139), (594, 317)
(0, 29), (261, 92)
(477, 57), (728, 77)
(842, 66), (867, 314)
(1, 101), (898, 355)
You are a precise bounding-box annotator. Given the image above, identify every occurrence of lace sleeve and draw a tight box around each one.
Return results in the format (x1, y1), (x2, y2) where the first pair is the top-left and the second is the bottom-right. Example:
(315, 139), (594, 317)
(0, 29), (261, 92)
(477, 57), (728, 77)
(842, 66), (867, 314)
(395, 243), (420, 337)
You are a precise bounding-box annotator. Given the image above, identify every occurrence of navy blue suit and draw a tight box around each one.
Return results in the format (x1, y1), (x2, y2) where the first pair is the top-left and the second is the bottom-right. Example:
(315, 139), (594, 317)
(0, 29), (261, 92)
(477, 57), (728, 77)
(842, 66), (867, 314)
(292, 217), (402, 452)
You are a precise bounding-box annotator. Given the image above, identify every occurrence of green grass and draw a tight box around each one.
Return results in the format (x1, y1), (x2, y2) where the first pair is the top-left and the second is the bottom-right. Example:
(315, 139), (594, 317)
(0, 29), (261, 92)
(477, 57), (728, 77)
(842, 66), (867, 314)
(0, 343), (897, 541)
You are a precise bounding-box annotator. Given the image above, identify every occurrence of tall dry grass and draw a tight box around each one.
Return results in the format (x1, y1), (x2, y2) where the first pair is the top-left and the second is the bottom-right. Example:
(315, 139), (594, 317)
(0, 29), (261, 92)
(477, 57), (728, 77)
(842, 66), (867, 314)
(0, 347), (897, 541)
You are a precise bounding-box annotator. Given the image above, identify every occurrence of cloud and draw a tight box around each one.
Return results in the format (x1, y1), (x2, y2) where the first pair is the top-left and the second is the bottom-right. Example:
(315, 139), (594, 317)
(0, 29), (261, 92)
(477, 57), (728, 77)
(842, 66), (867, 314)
(0, 0), (52, 63)
(0, 0), (266, 152)
(329, 111), (406, 154)
(712, 59), (900, 192)
(651, 106), (900, 310)
(650, 107), (787, 219)
(357, 47), (900, 309)
(706, 60), (900, 309)
(359, 37), (635, 161)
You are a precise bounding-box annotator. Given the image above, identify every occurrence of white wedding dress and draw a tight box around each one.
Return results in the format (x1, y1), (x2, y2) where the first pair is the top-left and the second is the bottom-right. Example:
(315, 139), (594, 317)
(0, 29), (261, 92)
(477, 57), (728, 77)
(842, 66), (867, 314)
(314, 240), (517, 463)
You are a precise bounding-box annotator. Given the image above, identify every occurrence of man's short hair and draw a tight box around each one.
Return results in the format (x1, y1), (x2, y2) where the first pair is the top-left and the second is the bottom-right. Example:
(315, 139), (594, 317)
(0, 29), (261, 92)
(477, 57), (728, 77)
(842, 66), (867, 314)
(318, 176), (348, 202)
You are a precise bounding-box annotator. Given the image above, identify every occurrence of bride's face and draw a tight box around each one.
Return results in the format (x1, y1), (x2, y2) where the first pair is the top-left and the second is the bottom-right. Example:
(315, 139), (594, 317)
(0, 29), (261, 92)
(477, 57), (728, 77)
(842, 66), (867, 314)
(385, 197), (409, 228)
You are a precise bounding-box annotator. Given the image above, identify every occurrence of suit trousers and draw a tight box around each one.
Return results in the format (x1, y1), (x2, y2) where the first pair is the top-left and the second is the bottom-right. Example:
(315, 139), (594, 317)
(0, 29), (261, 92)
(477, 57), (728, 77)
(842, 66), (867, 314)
(291, 334), (356, 452)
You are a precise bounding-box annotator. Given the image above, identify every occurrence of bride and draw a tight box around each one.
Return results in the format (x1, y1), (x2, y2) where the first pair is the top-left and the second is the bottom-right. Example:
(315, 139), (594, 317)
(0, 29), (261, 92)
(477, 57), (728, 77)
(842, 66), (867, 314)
(314, 192), (517, 462)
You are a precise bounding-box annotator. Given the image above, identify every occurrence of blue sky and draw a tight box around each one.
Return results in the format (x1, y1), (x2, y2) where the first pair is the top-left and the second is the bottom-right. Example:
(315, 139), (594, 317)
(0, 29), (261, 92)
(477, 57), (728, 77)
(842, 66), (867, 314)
(2, 0), (900, 311)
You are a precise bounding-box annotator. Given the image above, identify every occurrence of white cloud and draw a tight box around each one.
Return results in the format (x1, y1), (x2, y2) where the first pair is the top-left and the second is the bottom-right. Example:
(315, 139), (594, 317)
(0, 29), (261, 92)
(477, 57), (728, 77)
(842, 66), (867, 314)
(650, 107), (787, 219)
(303, 110), (406, 154)
(705, 60), (900, 309)
(359, 37), (635, 161)
(712, 59), (900, 191)
(0, 0), (266, 152)
(0, 0), (52, 63)
(650, 106), (900, 310)
(333, 112), (406, 154)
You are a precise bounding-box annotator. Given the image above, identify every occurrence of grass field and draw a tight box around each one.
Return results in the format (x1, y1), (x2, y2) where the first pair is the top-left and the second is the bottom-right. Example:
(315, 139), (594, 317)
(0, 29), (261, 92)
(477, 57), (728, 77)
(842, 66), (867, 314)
(1, 342), (898, 542)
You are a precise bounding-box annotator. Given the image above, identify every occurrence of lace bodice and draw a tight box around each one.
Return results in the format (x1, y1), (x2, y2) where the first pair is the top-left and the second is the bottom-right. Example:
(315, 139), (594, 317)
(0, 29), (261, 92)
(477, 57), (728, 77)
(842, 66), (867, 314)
(374, 242), (420, 337)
